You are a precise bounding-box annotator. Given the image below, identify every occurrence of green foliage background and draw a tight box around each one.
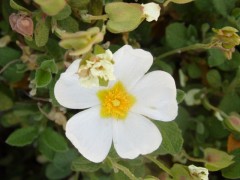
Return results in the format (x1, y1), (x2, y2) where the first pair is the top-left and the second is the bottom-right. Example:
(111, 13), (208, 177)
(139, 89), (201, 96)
(1, 0), (240, 179)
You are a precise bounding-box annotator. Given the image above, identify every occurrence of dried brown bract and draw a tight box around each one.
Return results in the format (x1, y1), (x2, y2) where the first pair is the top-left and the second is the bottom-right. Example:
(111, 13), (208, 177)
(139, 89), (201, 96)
(9, 13), (34, 36)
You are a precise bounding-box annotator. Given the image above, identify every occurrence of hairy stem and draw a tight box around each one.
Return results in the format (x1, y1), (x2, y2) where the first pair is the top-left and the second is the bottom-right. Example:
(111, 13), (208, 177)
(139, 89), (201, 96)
(203, 97), (228, 119)
(182, 150), (207, 163)
(107, 157), (139, 180)
(155, 43), (209, 60)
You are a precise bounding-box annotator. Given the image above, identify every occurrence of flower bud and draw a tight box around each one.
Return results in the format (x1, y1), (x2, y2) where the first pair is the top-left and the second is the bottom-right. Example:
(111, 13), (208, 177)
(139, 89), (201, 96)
(141, 3), (161, 22)
(204, 148), (234, 171)
(59, 27), (104, 56)
(211, 26), (240, 60)
(34, 0), (66, 16)
(9, 13), (34, 36)
(105, 2), (144, 33)
(224, 113), (240, 133)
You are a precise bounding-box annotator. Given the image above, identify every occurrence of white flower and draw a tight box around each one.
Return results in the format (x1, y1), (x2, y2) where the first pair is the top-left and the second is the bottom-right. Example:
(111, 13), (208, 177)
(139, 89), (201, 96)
(78, 49), (115, 87)
(141, 3), (161, 22)
(188, 165), (209, 180)
(54, 45), (178, 163)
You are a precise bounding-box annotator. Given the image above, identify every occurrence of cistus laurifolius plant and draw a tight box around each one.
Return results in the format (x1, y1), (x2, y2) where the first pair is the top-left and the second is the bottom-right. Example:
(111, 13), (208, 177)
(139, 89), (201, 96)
(1, 0), (240, 179)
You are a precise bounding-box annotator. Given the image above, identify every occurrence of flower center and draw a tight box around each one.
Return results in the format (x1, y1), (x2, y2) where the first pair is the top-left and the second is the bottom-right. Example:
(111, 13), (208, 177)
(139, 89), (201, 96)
(97, 81), (136, 120)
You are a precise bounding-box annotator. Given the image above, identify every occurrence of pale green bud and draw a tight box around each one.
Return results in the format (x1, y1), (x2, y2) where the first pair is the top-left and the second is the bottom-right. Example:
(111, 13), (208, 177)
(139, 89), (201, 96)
(105, 2), (144, 33)
(59, 27), (104, 56)
(34, 0), (66, 16)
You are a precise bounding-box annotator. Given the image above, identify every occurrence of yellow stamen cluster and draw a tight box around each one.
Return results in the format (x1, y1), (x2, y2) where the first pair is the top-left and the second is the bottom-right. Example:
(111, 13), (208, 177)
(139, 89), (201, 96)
(97, 81), (135, 119)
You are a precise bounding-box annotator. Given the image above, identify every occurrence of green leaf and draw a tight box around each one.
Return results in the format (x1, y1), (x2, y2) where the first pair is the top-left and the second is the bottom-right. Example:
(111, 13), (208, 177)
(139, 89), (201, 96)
(176, 89), (185, 104)
(212, 0), (228, 17)
(187, 63), (201, 79)
(6, 127), (38, 147)
(40, 59), (58, 74)
(207, 49), (226, 67)
(2, 62), (25, 83)
(153, 121), (183, 155)
(34, 20), (49, 47)
(10, 0), (31, 13)
(0, 91), (13, 111)
(53, 149), (78, 169)
(44, 149), (78, 179)
(196, 122), (205, 134)
(71, 156), (101, 172)
(219, 93), (240, 114)
(105, 2), (143, 33)
(46, 163), (71, 179)
(89, 0), (103, 16)
(154, 61), (173, 74)
(1, 103), (39, 127)
(206, 69), (222, 88)
(0, 47), (21, 66)
(40, 128), (68, 152)
(46, 38), (65, 59)
(175, 106), (192, 132)
(38, 137), (55, 161)
(1, 112), (20, 127)
(222, 149), (240, 179)
(187, 25), (198, 41)
(194, 0), (213, 11)
(35, 69), (52, 87)
(219, 51), (240, 71)
(204, 148), (234, 171)
(171, 164), (192, 179)
(165, 23), (188, 49)
(53, 4), (72, 20)
(58, 16), (79, 32)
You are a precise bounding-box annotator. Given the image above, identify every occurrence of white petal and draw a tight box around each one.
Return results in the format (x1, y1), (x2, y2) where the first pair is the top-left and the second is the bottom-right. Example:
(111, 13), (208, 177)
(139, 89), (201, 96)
(113, 45), (153, 89)
(113, 113), (161, 159)
(65, 59), (81, 74)
(131, 71), (178, 121)
(54, 59), (101, 109)
(142, 3), (161, 22)
(65, 106), (112, 163)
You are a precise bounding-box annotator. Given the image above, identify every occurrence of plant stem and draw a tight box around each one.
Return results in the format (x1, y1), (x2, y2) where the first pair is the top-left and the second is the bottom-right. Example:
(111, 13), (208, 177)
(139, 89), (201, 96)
(107, 158), (139, 180)
(155, 43), (209, 60)
(182, 150), (207, 163)
(145, 155), (173, 177)
(203, 98), (228, 119)
(0, 59), (20, 74)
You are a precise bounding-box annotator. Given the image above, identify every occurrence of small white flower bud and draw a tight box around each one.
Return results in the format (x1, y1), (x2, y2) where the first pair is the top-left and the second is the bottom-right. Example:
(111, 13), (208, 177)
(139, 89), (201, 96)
(141, 3), (161, 22)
